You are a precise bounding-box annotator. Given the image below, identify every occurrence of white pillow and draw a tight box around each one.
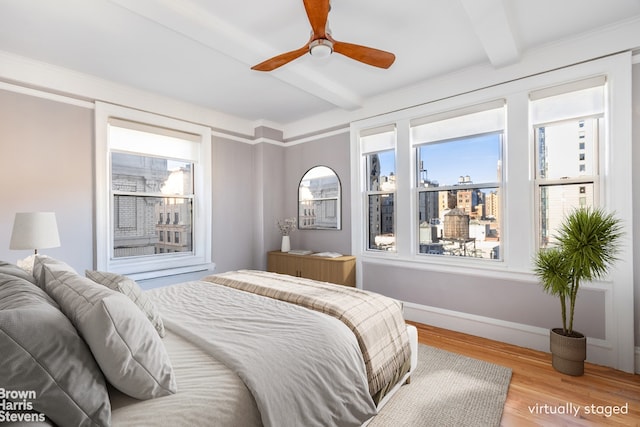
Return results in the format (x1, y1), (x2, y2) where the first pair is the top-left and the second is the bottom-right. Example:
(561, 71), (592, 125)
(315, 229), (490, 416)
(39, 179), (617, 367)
(34, 256), (177, 400)
(85, 270), (165, 337)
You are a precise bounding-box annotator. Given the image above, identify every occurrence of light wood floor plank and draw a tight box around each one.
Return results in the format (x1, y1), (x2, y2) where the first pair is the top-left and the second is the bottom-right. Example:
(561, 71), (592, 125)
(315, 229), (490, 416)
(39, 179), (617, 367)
(409, 321), (640, 426)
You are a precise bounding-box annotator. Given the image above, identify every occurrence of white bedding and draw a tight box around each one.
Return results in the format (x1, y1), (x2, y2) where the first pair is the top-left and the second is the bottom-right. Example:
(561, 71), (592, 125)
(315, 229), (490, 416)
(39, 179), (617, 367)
(111, 327), (418, 427)
(111, 279), (419, 427)
(110, 330), (261, 427)
(149, 281), (377, 427)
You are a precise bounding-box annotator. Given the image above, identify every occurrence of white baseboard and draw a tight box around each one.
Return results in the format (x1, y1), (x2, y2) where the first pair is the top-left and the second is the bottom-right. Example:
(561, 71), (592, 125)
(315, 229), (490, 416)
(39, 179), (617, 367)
(636, 347), (640, 374)
(403, 301), (627, 372)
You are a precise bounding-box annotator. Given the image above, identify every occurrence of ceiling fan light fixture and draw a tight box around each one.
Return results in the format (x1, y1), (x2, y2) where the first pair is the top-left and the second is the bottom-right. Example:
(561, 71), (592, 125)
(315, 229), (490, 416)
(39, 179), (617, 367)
(309, 39), (333, 58)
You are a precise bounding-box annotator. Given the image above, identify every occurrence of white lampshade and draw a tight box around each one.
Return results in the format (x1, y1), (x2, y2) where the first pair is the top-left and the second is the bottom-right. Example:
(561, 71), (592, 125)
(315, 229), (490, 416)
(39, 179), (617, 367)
(9, 212), (61, 254)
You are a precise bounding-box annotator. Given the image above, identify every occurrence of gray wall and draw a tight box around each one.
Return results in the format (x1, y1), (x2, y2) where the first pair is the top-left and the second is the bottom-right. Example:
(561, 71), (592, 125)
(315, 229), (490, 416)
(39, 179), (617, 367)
(253, 142), (286, 270)
(0, 89), (93, 271)
(283, 132), (352, 255)
(211, 135), (256, 273)
(362, 262), (606, 339)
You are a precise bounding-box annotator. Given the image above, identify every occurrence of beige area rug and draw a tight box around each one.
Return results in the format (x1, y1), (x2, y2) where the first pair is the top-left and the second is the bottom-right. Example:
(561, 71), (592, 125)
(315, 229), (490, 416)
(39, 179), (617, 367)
(369, 345), (512, 427)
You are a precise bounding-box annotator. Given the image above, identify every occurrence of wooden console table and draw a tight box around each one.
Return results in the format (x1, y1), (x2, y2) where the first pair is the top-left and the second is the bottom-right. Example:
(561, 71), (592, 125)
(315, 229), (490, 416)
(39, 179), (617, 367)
(267, 251), (356, 287)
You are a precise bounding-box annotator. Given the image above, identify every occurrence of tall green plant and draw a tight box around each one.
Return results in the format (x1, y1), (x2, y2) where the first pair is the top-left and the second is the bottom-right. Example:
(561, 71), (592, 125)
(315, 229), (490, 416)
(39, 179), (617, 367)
(533, 208), (623, 337)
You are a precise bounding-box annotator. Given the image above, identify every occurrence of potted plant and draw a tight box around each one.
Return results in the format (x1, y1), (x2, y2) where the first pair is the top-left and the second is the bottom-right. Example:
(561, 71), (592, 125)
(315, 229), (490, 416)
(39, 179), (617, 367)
(533, 207), (623, 375)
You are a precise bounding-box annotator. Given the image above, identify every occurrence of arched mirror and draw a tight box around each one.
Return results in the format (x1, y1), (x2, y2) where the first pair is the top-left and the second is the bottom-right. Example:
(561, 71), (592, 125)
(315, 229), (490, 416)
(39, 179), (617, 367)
(298, 166), (341, 230)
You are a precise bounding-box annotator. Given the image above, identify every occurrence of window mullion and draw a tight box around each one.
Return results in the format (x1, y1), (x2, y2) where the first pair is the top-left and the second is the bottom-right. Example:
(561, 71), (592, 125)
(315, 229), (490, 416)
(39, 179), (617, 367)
(395, 119), (412, 257)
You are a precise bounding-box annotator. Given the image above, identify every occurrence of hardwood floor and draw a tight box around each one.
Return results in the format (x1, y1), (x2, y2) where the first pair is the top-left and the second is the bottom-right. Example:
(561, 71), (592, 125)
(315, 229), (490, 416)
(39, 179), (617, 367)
(409, 321), (640, 426)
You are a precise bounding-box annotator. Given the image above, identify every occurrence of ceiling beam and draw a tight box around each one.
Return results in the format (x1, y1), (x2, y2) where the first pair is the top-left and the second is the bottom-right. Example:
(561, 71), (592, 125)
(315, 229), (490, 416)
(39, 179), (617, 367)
(460, 0), (520, 67)
(108, 0), (363, 110)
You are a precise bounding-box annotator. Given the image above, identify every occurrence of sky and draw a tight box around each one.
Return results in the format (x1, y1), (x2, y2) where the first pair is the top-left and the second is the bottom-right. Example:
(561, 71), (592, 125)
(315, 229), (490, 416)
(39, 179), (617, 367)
(377, 133), (502, 186)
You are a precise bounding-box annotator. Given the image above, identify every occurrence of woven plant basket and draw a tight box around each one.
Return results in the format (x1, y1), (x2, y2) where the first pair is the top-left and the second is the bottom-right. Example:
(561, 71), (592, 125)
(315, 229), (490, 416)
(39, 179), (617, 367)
(549, 328), (586, 376)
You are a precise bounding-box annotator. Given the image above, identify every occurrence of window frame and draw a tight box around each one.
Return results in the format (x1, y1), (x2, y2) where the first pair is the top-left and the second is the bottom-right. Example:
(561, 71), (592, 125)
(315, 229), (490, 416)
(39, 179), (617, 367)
(359, 126), (398, 253)
(531, 82), (605, 249)
(95, 102), (212, 279)
(412, 105), (505, 261)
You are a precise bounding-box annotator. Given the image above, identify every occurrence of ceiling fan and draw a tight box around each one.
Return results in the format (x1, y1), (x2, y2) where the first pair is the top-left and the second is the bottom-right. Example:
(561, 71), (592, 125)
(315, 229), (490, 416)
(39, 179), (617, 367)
(251, 0), (395, 72)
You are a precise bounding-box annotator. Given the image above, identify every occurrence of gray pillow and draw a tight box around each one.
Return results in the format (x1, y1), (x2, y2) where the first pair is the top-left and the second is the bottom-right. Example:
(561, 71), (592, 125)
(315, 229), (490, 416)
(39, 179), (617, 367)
(0, 269), (111, 427)
(85, 270), (165, 337)
(0, 259), (37, 285)
(34, 256), (177, 400)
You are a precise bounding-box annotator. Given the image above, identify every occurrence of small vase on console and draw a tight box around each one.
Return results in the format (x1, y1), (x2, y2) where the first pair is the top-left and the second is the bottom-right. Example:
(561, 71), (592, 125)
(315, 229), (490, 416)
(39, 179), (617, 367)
(281, 235), (291, 253)
(277, 217), (296, 253)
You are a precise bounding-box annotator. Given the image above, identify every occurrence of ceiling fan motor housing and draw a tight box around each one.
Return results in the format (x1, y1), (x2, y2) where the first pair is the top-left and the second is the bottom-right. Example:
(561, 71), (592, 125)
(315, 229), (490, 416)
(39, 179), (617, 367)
(309, 38), (333, 57)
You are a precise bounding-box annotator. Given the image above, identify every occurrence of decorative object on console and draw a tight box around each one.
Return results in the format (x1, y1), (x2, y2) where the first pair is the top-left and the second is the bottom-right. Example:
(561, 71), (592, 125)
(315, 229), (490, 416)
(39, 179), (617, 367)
(277, 217), (296, 253)
(9, 211), (61, 274)
(288, 249), (313, 255)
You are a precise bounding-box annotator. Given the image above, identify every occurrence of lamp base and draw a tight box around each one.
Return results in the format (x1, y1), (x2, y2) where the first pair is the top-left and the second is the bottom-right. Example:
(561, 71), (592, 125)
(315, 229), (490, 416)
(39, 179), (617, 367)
(16, 254), (38, 275)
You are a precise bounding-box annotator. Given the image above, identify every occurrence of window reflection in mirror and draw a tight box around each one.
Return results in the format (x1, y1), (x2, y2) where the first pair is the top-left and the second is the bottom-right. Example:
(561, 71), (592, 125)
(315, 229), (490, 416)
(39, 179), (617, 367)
(298, 166), (341, 230)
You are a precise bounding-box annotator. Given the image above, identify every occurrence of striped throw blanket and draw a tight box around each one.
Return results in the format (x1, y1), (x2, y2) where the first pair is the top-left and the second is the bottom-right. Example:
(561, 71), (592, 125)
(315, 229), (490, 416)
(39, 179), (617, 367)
(203, 270), (411, 403)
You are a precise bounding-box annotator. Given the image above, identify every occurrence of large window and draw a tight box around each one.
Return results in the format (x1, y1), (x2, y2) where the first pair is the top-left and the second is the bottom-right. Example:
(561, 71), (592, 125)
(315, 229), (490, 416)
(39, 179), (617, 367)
(412, 103), (504, 260)
(350, 54), (629, 276)
(531, 78), (604, 248)
(95, 103), (212, 278)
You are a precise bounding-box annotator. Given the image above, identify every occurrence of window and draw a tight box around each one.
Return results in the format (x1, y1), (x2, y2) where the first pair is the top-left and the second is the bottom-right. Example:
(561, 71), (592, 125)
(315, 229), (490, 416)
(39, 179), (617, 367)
(95, 102), (212, 278)
(111, 153), (192, 257)
(412, 102), (504, 260)
(360, 126), (396, 251)
(531, 78), (604, 248)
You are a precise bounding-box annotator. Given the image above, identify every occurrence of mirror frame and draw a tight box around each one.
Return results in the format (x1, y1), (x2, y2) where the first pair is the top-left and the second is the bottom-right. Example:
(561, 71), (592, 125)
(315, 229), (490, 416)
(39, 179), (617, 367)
(298, 165), (341, 230)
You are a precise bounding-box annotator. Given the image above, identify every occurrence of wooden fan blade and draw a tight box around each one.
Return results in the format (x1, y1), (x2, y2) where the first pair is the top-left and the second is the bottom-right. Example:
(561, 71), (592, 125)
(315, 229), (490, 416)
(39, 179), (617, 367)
(251, 45), (309, 71)
(331, 39), (396, 69)
(303, 0), (330, 38)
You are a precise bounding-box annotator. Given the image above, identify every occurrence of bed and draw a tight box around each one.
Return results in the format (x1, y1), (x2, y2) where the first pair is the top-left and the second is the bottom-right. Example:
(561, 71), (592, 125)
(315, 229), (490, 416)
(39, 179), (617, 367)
(0, 257), (418, 427)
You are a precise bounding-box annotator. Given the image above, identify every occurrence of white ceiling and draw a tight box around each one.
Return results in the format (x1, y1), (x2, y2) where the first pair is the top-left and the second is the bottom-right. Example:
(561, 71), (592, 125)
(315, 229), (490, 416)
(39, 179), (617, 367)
(1, 0), (640, 133)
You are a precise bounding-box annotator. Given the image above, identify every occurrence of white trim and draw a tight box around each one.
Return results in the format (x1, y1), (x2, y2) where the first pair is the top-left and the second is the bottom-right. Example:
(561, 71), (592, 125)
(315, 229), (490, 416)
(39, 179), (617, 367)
(126, 262), (215, 281)
(210, 126), (350, 147)
(403, 302), (616, 368)
(0, 49), (254, 136)
(0, 80), (94, 109)
(636, 347), (640, 374)
(283, 127), (350, 146)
